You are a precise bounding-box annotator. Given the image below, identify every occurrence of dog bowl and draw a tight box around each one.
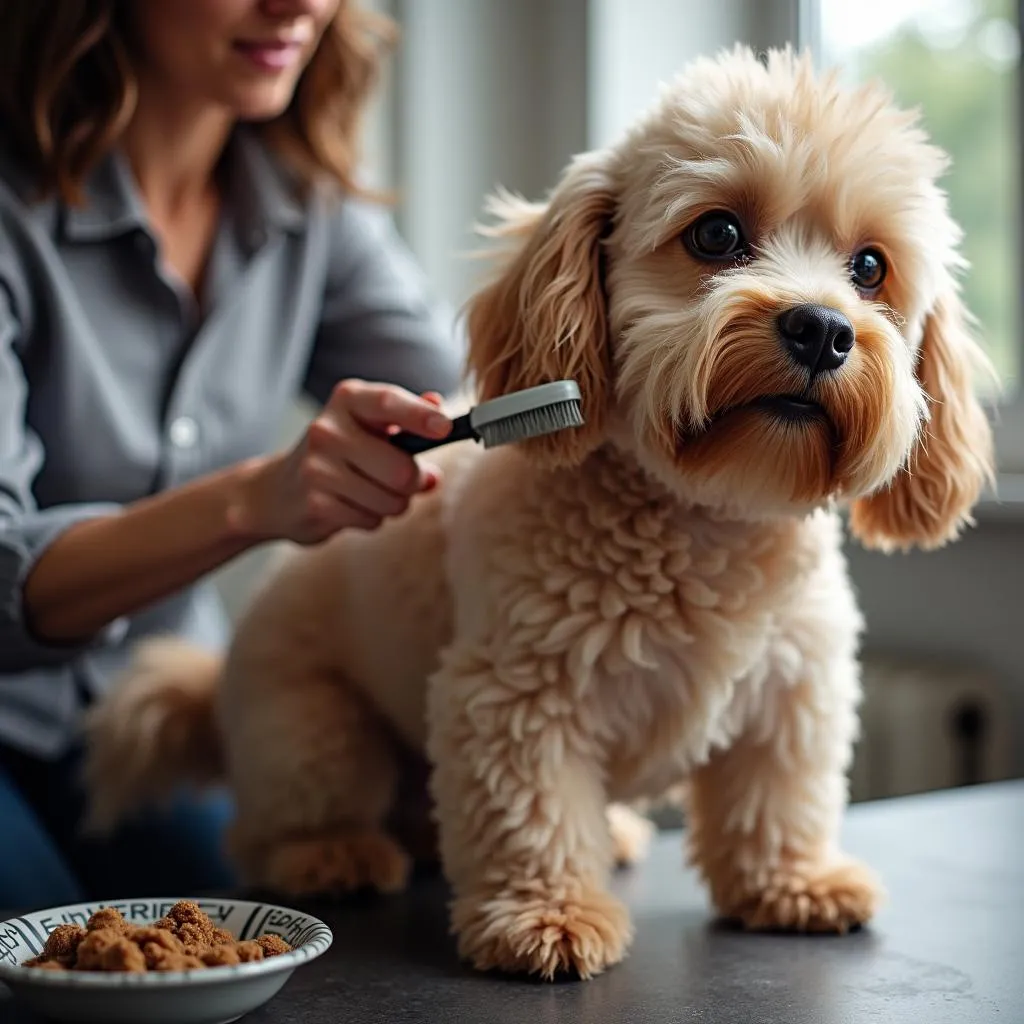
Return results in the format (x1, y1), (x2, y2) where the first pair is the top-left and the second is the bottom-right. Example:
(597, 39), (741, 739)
(0, 897), (332, 1024)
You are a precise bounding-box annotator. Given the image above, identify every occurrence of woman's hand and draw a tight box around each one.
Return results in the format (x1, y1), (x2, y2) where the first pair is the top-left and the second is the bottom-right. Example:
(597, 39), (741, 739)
(235, 379), (452, 545)
(20, 383), (451, 645)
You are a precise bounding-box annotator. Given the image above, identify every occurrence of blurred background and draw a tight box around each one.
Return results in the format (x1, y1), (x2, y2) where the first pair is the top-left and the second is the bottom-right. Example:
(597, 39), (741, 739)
(216, 0), (1024, 802)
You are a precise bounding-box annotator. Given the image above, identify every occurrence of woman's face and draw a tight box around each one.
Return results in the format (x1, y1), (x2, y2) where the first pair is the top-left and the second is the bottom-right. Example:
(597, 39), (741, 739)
(128, 0), (341, 120)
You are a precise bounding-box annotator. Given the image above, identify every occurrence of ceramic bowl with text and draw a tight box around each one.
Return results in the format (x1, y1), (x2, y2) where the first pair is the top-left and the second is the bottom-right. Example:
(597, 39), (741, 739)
(0, 896), (332, 1024)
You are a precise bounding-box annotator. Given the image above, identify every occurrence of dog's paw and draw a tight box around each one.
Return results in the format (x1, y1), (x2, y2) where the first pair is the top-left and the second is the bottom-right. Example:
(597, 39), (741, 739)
(606, 803), (655, 867)
(452, 879), (633, 980)
(728, 856), (884, 934)
(262, 829), (412, 897)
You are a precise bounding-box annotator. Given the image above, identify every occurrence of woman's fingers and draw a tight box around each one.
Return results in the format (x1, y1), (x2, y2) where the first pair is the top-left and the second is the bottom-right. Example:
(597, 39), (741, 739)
(330, 379), (452, 440)
(252, 380), (452, 546)
(302, 489), (382, 534)
(313, 378), (453, 497)
(305, 413), (429, 496)
(301, 455), (410, 518)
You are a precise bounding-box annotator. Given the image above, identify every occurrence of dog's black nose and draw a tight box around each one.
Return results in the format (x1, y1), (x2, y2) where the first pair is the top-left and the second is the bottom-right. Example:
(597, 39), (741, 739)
(777, 304), (854, 373)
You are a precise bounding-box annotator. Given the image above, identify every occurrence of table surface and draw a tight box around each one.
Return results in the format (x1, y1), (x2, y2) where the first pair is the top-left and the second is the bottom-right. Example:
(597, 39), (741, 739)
(2, 780), (1022, 1023)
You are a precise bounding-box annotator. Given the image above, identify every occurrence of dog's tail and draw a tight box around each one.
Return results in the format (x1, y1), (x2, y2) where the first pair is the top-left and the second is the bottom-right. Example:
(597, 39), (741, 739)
(81, 636), (226, 834)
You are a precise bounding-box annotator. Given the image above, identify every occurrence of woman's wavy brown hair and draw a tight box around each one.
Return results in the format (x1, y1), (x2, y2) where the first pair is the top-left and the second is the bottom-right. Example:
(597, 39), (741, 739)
(0, 0), (396, 205)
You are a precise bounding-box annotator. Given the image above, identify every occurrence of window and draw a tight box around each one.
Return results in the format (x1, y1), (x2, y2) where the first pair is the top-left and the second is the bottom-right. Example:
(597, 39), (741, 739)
(811, 0), (1021, 407)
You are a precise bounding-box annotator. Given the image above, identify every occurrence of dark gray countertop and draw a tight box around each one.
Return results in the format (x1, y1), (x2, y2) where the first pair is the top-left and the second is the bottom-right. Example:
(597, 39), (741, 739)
(3, 780), (1022, 1022)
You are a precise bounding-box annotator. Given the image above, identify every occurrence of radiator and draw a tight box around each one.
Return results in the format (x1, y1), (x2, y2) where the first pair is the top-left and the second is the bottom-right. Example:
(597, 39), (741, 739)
(849, 656), (1014, 803)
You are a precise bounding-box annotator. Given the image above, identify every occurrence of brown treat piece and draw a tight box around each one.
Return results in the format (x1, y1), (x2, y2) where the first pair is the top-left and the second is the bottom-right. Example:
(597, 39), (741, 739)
(86, 908), (132, 936)
(159, 901), (214, 937)
(177, 926), (212, 955)
(75, 929), (146, 973)
(235, 941), (264, 963)
(155, 901), (215, 955)
(255, 934), (291, 957)
(25, 957), (68, 971)
(151, 952), (204, 972)
(129, 926), (183, 953)
(100, 940), (147, 973)
(201, 945), (241, 967)
(143, 945), (186, 972)
(43, 924), (86, 959)
(73, 927), (121, 967)
(131, 927), (186, 970)
(211, 927), (236, 946)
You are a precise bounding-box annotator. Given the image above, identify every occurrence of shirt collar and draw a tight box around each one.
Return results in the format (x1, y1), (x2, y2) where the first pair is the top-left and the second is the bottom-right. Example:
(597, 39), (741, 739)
(59, 149), (148, 242)
(222, 127), (307, 250)
(59, 126), (308, 245)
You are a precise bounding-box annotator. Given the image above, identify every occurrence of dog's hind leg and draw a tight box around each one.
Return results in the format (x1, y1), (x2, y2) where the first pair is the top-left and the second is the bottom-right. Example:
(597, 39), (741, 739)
(223, 666), (411, 898)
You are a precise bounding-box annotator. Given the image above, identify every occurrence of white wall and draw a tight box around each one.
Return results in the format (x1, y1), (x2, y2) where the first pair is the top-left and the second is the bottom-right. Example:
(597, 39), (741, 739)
(588, 0), (750, 148)
(390, 0), (590, 308)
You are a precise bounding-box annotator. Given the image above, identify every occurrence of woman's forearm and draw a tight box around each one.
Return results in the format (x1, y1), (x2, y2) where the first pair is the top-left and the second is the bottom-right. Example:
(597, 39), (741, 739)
(20, 381), (453, 646)
(22, 458), (270, 644)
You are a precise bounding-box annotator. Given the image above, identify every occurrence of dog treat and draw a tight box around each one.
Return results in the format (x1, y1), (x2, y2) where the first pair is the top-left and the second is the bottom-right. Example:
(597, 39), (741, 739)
(41, 924), (86, 961)
(75, 929), (147, 973)
(154, 900), (216, 956)
(22, 901), (292, 973)
(254, 934), (292, 957)
(86, 907), (134, 937)
(200, 944), (242, 967)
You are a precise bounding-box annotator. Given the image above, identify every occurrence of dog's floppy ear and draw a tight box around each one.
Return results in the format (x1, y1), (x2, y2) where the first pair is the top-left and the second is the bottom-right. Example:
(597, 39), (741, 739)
(464, 151), (615, 468)
(849, 283), (995, 551)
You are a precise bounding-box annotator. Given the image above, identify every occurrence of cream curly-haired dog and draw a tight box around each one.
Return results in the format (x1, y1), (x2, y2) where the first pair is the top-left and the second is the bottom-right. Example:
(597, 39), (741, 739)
(85, 46), (994, 980)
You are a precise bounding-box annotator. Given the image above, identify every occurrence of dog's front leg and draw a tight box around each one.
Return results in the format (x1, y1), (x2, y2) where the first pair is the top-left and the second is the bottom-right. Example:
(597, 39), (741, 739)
(427, 643), (633, 980)
(685, 603), (884, 934)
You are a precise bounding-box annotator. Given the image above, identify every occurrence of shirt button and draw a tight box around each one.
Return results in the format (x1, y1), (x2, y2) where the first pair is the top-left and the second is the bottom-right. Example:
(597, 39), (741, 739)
(169, 416), (199, 449)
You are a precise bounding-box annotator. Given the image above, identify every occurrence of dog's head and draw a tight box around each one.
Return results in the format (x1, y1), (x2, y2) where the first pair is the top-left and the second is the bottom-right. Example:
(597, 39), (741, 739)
(464, 45), (995, 551)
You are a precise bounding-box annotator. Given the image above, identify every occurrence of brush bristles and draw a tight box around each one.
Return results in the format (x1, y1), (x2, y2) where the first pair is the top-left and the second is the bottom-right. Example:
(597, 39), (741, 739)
(476, 400), (584, 449)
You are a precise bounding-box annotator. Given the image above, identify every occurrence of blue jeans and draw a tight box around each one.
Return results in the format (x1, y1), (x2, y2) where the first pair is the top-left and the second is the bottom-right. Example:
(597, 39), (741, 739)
(0, 742), (237, 910)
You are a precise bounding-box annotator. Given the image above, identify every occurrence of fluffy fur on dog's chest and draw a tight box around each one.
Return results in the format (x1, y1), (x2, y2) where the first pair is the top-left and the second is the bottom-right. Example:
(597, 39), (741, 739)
(435, 441), (856, 807)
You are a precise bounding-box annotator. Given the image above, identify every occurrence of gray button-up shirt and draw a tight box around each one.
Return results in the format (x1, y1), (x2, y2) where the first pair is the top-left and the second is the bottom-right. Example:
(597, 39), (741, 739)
(0, 128), (463, 757)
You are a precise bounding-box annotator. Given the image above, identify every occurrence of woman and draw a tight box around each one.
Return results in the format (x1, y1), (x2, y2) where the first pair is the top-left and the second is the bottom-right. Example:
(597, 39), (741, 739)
(0, 0), (462, 906)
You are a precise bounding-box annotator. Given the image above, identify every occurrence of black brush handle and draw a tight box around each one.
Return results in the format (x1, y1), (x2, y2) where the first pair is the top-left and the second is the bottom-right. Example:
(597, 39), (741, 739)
(389, 412), (476, 454)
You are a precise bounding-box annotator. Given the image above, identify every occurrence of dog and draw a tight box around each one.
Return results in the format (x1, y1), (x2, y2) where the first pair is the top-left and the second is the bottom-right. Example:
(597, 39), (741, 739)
(84, 45), (995, 981)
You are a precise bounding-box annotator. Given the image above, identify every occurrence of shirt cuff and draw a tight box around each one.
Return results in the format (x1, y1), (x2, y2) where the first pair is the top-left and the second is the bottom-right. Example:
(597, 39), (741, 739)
(0, 503), (129, 673)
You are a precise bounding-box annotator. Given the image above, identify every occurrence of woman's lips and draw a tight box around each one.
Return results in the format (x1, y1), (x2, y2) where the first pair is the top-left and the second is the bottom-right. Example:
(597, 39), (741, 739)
(233, 39), (304, 72)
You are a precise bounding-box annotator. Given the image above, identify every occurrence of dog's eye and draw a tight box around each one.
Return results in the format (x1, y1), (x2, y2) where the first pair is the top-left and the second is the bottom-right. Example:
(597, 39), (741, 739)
(850, 248), (887, 291)
(684, 211), (747, 261)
